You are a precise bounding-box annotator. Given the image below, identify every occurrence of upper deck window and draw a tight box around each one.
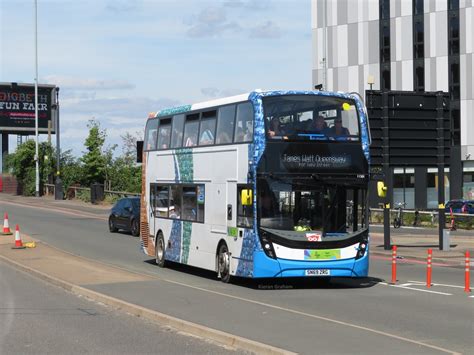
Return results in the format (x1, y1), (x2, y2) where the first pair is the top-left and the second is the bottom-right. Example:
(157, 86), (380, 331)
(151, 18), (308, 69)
(234, 102), (253, 143)
(183, 113), (200, 147)
(199, 110), (217, 146)
(157, 118), (171, 149)
(263, 95), (360, 142)
(144, 118), (159, 150)
(171, 114), (185, 148)
(216, 105), (236, 144)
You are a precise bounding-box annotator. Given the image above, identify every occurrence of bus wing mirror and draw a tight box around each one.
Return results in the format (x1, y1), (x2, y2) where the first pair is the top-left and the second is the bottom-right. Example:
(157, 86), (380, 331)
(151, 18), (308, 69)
(241, 189), (253, 206)
(377, 181), (387, 198)
(136, 140), (144, 163)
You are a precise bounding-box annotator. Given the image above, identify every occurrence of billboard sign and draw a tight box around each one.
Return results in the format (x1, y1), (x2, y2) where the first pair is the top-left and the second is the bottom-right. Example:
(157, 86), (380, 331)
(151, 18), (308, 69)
(0, 82), (56, 134)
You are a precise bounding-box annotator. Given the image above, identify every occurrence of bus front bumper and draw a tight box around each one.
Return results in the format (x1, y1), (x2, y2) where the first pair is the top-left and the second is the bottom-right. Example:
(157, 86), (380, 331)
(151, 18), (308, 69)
(252, 250), (369, 278)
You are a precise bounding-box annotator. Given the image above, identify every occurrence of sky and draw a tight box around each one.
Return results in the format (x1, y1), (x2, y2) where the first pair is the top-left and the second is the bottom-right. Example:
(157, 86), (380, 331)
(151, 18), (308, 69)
(0, 0), (311, 157)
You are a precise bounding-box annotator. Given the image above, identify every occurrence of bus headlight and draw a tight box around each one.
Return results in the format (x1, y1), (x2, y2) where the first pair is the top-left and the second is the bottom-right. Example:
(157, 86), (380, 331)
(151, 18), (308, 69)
(356, 241), (368, 259)
(260, 234), (276, 259)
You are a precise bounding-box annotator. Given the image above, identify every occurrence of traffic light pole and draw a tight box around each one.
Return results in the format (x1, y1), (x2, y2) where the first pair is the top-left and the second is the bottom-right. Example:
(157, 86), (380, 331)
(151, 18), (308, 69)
(382, 91), (391, 250)
(436, 92), (445, 250)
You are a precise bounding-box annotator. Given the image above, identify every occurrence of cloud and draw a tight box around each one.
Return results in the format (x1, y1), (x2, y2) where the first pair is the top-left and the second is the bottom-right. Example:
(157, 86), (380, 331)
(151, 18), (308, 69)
(105, 0), (143, 14)
(223, 0), (271, 10)
(249, 21), (281, 39)
(43, 75), (135, 91)
(185, 3), (279, 39)
(61, 97), (180, 118)
(186, 7), (242, 38)
(200, 87), (245, 98)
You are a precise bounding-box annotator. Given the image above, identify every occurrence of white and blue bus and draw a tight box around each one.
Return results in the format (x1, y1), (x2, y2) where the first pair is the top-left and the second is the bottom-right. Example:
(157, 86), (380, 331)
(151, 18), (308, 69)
(139, 90), (371, 282)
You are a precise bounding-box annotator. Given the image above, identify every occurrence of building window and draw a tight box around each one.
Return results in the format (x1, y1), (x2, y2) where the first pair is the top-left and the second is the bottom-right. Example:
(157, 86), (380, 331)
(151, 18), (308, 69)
(380, 0), (390, 20)
(448, 0), (459, 11)
(448, 12), (460, 56)
(463, 170), (474, 199)
(413, 0), (424, 15)
(427, 169), (450, 209)
(413, 21), (424, 59)
(451, 106), (460, 145)
(380, 23), (391, 63)
(379, 1), (390, 90)
(413, 1), (425, 91)
(414, 60), (425, 91)
(449, 59), (460, 100)
(448, 1), (460, 149)
(381, 64), (391, 90)
(394, 168), (415, 209)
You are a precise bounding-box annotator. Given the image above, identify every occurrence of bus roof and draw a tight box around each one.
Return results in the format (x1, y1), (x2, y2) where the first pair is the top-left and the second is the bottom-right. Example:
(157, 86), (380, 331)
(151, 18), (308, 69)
(150, 89), (356, 119)
(152, 92), (254, 118)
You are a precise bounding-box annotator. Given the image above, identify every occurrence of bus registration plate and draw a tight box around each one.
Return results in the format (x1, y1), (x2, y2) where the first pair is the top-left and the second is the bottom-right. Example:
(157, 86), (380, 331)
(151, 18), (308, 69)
(305, 269), (330, 276)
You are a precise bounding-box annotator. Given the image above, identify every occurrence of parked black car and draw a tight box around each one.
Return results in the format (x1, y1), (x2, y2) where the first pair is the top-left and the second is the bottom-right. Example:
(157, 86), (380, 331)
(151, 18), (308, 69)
(108, 197), (140, 236)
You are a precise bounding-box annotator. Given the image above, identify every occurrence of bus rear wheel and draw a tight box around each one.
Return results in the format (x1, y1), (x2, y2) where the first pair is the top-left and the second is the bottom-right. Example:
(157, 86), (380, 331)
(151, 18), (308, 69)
(217, 242), (231, 283)
(155, 233), (166, 268)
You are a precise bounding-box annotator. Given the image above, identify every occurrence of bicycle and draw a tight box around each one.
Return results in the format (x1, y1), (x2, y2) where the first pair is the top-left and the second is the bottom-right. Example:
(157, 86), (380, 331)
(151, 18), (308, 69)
(412, 209), (420, 227)
(393, 202), (406, 229)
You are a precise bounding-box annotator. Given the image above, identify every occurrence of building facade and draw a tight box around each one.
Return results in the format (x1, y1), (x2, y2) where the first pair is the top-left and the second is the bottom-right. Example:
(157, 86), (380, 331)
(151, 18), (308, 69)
(311, 0), (474, 209)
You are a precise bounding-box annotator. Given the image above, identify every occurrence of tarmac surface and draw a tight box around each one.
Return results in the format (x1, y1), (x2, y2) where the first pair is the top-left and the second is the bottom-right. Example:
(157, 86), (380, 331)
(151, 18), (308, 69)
(0, 194), (472, 354)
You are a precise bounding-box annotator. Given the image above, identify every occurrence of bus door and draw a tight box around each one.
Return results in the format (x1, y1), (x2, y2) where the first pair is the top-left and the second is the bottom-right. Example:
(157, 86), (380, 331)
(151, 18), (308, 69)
(226, 182), (237, 237)
(149, 184), (157, 243)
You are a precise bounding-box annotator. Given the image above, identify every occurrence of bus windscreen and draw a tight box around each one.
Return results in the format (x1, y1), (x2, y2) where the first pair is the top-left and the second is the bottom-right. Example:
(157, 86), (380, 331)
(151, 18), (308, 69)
(263, 95), (360, 141)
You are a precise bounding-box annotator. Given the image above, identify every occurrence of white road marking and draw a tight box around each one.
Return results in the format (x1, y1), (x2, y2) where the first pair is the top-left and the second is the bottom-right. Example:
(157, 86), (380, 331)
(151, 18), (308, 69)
(408, 280), (466, 289)
(379, 282), (452, 295)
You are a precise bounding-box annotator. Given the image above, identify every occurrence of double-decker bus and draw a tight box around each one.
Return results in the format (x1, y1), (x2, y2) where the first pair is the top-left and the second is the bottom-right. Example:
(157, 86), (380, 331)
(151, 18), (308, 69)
(139, 90), (371, 282)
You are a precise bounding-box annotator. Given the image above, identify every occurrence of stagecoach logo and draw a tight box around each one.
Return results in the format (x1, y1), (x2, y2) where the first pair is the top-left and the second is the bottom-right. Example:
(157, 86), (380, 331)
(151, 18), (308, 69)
(305, 232), (322, 242)
(282, 153), (350, 169)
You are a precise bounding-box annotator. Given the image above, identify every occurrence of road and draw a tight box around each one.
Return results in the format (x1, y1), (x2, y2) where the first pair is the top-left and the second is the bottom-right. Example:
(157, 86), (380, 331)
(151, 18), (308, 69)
(0, 195), (472, 354)
(0, 260), (244, 355)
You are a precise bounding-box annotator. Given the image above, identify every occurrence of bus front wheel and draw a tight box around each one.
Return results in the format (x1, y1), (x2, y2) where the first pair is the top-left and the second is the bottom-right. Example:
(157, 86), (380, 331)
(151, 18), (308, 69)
(155, 233), (166, 268)
(217, 242), (231, 283)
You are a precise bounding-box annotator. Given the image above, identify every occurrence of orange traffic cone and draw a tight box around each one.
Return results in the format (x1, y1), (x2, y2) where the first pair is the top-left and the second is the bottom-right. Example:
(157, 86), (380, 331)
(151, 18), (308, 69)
(2, 213), (13, 235)
(12, 225), (26, 249)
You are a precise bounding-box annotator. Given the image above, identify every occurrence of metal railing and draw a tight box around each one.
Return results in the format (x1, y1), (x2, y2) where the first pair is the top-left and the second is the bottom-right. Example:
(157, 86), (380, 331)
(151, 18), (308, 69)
(43, 184), (139, 200)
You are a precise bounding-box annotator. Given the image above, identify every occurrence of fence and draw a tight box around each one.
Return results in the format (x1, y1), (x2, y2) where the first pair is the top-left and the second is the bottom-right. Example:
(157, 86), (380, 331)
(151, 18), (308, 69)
(369, 208), (474, 229)
(44, 184), (140, 201)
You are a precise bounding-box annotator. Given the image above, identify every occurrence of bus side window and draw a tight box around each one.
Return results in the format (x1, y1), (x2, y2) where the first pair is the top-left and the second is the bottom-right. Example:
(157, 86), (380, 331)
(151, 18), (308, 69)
(156, 185), (170, 217)
(182, 186), (197, 221)
(157, 118), (172, 149)
(197, 185), (205, 223)
(199, 110), (217, 146)
(149, 184), (156, 216)
(144, 118), (159, 150)
(170, 185), (182, 219)
(234, 102), (253, 143)
(237, 185), (253, 228)
(171, 114), (185, 148)
(216, 105), (236, 144)
(183, 113), (200, 147)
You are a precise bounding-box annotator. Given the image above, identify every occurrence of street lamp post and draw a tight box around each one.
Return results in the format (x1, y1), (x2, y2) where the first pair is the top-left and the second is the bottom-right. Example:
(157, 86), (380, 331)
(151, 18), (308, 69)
(54, 87), (63, 200)
(34, 0), (40, 197)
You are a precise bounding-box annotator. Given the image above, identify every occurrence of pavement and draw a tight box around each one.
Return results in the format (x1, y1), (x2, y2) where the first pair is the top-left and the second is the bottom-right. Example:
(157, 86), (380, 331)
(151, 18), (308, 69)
(369, 229), (473, 267)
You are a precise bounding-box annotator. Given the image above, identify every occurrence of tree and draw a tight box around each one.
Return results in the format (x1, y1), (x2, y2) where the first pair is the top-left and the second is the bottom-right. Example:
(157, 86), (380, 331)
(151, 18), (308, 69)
(59, 149), (82, 190)
(81, 120), (110, 186)
(107, 132), (142, 193)
(5, 140), (56, 196)
(120, 131), (143, 165)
